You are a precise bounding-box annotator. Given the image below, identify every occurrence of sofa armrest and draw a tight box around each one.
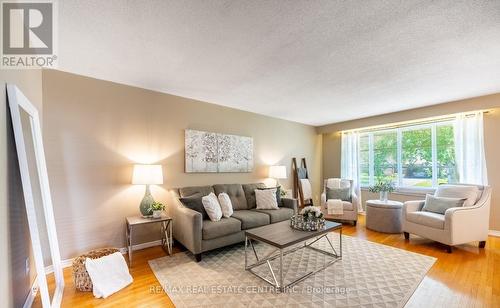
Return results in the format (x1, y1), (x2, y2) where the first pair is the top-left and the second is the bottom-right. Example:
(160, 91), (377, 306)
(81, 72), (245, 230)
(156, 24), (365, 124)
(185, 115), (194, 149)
(172, 199), (203, 254)
(281, 198), (298, 213)
(320, 192), (326, 208)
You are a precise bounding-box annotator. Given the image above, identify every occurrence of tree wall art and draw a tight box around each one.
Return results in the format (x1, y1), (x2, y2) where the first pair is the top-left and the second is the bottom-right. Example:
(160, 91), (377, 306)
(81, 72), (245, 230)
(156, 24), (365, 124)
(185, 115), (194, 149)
(185, 129), (253, 173)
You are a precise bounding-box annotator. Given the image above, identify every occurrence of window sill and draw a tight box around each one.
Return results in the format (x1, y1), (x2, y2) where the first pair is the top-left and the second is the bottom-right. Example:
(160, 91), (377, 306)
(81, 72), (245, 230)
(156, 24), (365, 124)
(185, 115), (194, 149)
(361, 187), (434, 197)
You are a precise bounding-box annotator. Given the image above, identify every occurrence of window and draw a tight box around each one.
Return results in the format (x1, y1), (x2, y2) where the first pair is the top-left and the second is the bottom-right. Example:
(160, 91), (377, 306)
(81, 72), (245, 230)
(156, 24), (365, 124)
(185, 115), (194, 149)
(358, 121), (456, 189)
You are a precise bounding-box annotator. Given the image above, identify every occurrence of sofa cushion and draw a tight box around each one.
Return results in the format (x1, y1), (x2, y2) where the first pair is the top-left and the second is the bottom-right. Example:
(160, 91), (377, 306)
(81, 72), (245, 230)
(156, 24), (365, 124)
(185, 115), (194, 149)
(242, 183), (266, 209)
(253, 207), (294, 223)
(435, 185), (479, 207)
(255, 188), (279, 210)
(406, 211), (445, 229)
(257, 186), (282, 205)
(202, 193), (223, 222)
(202, 217), (241, 240)
(179, 185), (214, 198)
(179, 193), (208, 219)
(217, 193), (234, 218)
(231, 210), (270, 230)
(213, 184), (247, 210)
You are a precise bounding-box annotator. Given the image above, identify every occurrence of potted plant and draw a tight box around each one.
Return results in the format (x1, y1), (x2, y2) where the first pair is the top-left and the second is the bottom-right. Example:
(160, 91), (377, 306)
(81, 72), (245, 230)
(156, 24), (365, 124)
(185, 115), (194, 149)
(368, 179), (395, 202)
(149, 201), (165, 219)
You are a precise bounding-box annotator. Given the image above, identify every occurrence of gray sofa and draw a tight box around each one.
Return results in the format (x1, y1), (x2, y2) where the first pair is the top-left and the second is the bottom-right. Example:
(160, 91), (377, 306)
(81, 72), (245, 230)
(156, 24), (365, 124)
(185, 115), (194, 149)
(170, 183), (298, 261)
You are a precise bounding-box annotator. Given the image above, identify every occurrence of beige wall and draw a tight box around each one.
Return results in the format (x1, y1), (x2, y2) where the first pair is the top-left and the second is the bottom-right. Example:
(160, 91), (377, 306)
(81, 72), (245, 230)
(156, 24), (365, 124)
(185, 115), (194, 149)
(42, 70), (322, 260)
(318, 93), (500, 231)
(1, 70), (43, 308)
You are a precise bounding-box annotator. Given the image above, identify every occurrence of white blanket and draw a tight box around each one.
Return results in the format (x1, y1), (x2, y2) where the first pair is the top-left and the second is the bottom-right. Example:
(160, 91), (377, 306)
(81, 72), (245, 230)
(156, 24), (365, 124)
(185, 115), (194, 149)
(327, 199), (344, 215)
(300, 179), (312, 200)
(327, 178), (341, 189)
(85, 252), (133, 298)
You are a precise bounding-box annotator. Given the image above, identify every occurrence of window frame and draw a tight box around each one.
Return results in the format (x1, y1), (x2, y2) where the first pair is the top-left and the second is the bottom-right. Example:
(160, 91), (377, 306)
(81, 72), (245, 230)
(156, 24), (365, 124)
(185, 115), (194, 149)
(358, 120), (455, 192)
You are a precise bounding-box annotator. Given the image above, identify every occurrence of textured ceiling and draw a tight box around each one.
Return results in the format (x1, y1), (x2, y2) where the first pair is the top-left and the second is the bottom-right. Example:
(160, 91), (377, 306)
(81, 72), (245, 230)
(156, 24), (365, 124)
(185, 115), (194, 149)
(57, 0), (500, 126)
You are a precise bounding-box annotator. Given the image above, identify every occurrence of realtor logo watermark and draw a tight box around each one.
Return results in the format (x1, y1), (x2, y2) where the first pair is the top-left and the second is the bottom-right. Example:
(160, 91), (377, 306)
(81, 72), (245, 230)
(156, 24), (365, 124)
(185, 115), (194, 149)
(1, 0), (57, 69)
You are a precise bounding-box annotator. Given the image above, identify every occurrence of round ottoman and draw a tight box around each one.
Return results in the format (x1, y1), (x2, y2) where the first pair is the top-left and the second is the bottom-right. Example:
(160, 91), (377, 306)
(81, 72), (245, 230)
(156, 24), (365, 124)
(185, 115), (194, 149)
(366, 200), (404, 233)
(72, 247), (120, 291)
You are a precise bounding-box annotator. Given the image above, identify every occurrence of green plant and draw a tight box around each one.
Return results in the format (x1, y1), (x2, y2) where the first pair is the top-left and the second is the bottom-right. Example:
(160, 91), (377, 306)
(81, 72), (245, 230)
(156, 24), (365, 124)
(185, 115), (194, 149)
(368, 179), (395, 193)
(149, 201), (165, 212)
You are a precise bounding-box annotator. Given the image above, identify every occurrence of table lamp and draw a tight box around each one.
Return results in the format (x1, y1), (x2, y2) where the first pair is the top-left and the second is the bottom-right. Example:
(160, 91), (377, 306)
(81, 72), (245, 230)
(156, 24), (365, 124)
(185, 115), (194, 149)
(269, 165), (287, 187)
(132, 164), (163, 217)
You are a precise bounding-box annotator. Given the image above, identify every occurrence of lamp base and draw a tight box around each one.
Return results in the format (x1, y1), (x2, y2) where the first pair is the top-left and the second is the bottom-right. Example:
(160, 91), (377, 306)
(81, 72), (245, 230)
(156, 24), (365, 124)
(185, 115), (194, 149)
(139, 185), (155, 217)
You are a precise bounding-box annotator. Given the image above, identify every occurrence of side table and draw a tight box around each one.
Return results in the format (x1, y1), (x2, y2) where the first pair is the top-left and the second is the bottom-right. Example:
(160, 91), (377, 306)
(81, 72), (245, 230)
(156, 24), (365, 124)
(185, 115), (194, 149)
(126, 213), (172, 265)
(365, 200), (404, 233)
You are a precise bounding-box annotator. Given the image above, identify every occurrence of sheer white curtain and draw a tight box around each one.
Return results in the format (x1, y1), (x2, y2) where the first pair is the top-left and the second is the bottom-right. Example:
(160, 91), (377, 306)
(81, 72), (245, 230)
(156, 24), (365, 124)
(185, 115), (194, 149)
(341, 131), (363, 211)
(454, 111), (488, 185)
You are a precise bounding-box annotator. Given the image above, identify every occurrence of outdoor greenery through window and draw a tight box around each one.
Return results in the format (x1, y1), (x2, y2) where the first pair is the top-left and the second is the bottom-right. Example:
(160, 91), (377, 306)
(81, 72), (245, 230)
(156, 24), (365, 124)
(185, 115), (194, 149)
(359, 121), (457, 189)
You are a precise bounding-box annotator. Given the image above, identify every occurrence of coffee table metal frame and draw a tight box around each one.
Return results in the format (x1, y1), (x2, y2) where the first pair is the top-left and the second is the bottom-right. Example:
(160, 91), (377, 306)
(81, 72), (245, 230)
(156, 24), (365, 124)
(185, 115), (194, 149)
(244, 224), (342, 292)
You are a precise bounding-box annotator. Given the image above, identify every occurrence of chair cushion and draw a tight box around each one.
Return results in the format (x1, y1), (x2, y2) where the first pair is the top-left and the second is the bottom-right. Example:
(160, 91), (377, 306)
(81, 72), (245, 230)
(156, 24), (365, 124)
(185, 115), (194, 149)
(213, 184), (247, 210)
(253, 208), (294, 223)
(406, 211), (445, 229)
(179, 186), (214, 198)
(341, 201), (354, 211)
(326, 187), (352, 202)
(422, 194), (465, 215)
(435, 185), (479, 207)
(231, 210), (270, 229)
(202, 217), (242, 240)
(242, 183), (266, 209)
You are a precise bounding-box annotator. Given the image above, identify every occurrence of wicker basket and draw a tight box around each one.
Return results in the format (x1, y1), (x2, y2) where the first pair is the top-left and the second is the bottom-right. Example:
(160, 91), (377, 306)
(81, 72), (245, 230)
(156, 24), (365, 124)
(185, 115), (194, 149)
(72, 247), (120, 291)
(290, 215), (326, 231)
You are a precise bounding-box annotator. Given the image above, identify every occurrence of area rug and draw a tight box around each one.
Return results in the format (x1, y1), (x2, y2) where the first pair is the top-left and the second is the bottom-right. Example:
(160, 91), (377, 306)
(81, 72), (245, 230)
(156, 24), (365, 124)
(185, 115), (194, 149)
(149, 234), (435, 307)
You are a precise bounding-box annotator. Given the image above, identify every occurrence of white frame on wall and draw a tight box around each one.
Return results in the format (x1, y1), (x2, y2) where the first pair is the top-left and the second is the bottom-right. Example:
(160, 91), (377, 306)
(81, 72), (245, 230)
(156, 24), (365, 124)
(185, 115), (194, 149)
(7, 84), (64, 308)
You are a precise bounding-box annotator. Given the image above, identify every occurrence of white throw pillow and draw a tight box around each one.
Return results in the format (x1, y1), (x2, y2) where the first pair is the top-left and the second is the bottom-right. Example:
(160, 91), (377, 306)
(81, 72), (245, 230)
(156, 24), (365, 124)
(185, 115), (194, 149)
(435, 185), (479, 207)
(255, 188), (279, 210)
(202, 193), (222, 221)
(218, 193), (233, 218)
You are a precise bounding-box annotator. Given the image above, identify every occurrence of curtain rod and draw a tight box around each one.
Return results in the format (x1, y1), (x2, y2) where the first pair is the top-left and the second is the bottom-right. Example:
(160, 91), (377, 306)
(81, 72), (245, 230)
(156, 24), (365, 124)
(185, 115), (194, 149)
(341, 109), (491, 134)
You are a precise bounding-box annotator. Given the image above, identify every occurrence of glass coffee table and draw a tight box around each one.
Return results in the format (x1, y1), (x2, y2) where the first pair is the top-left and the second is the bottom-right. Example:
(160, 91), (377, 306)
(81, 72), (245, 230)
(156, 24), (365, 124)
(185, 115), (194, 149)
(244, 220), (342, 292)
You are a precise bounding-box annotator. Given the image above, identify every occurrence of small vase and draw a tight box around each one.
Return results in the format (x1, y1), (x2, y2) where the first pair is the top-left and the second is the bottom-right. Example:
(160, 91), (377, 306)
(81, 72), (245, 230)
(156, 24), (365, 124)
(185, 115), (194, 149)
(152, 210), (162, 219)
(379, 191), (388, 202)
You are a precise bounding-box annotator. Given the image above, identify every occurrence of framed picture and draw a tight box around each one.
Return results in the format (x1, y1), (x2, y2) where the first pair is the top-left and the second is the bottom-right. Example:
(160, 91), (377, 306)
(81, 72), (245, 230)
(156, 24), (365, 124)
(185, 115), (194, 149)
(185, 129), (253, 173)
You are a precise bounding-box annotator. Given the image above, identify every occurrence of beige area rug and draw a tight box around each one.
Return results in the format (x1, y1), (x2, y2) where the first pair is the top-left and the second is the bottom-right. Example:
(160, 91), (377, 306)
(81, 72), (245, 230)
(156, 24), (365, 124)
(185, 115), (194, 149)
(149, 234), (435, 307)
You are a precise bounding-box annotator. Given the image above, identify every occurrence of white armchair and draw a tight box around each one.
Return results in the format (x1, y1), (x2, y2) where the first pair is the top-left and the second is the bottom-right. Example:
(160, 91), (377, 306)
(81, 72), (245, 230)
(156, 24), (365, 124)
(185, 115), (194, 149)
(321, 178), (359, 225)
(402, 184), (491, 253)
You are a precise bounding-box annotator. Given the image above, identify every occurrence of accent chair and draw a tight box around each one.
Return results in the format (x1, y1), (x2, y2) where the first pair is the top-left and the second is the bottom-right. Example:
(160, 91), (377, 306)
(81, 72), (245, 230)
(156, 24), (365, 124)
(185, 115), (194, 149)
(402, 184), (491, 253)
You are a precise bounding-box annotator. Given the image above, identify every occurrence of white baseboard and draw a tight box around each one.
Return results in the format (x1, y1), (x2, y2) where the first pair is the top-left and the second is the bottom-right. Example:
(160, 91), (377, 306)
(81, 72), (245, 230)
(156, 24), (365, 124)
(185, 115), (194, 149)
(44, 239), (163, 274)
(489, 230), (500, 237)
(118, 239), (163, 254)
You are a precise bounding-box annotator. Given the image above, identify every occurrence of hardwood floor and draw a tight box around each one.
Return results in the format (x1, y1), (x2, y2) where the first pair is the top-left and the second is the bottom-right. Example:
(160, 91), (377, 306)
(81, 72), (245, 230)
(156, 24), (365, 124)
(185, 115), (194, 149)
(34, 215), (499, 307)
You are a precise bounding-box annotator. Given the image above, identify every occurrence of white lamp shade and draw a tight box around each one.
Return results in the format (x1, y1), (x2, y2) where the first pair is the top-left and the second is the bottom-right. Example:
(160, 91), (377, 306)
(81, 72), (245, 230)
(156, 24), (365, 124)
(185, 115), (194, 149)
(132, 164), (163, 185)
(269, 165), (287, 179)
